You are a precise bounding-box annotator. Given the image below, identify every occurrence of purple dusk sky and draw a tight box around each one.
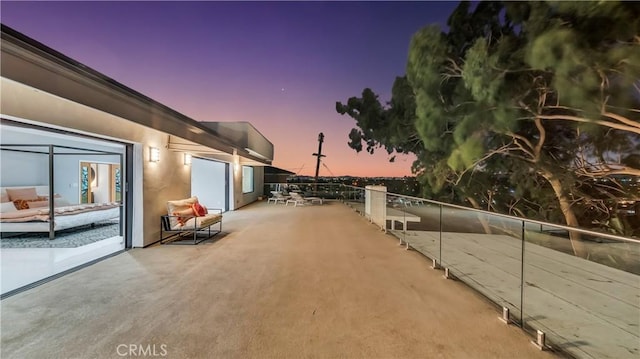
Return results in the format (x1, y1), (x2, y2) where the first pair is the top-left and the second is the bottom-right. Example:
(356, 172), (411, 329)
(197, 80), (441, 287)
(1, 1), (459, 177)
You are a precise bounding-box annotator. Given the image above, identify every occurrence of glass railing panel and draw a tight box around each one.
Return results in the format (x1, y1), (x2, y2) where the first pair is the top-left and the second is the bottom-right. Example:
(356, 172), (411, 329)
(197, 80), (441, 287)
(342, 185), (353, 206)
(311, 183), (342, 200)
(389, 195), (441, 261)
(385, 193), (405, 245)
(265, 182), (345, 202)
(440, 206), (524, 321)
(266, 182), (344, 200)
(343, 186), (365, 216)
(414, 201), (442, 261)
(523, 226), (640, 359)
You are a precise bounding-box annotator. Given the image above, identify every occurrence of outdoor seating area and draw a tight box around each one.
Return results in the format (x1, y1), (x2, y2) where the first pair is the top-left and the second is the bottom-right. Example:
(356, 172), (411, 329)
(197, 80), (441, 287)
(267, 191), (289, 204)
(285, 192), (323, 206)
(268, 191), (324, 207)
(160, 196), (222, 244)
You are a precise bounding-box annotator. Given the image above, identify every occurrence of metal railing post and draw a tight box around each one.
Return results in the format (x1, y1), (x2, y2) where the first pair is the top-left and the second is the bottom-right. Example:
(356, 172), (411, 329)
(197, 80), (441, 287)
(48, 145), (55, 240)
(439, 204), (443, 264)
(520, 220), (525, 327)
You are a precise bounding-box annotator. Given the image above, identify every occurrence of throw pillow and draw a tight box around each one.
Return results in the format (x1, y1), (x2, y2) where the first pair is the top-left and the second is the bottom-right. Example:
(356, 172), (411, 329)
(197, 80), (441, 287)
(192, 202), (207, 217)
(13, 199), (30, 210)
(167, 196), (198, 212)
(172, 207), (195, 226)
(6, 187), (39, 201)
(167, 197), (199, 227)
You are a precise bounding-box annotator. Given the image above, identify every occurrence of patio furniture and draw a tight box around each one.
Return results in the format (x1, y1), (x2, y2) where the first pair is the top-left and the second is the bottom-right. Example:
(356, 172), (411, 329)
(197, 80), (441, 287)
(161, 196), (222, 244)
(267, 191), (290, 204)
(286, 192), (323, 207)
(386, 208), (421, 230)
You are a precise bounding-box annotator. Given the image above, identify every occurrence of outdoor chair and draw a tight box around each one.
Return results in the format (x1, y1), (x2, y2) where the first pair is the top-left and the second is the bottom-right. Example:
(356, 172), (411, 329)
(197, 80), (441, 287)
(161, 196), (222, 245)
(267, 191), (290, 204)
(285, 192), (323, 207)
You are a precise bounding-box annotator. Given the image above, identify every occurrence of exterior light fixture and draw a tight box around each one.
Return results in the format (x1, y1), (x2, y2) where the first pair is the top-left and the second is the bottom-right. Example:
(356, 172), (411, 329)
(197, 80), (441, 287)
(149, 147), (160, 162)
(184, 153), (192, 165)
(233, 149), (240, 174)
(244, 147), (268, 160)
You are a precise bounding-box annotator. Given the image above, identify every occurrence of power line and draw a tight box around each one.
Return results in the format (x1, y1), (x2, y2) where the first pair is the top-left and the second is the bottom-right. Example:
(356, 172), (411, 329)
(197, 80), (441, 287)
(321, 161), (335, 177)
(291, 163), (305, 175)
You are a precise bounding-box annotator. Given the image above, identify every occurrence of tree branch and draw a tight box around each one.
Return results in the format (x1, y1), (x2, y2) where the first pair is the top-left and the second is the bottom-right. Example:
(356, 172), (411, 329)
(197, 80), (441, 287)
(453, 143), (514, 185)
(602, 112), (640, 130)
(537, 114), (640, 135)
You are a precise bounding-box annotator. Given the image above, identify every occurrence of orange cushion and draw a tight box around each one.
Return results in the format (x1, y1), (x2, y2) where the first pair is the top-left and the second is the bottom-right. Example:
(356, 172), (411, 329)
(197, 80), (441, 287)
(192, 203), (207, 217)
(13, 199), (30, 210)
(14, 198), (56, 210)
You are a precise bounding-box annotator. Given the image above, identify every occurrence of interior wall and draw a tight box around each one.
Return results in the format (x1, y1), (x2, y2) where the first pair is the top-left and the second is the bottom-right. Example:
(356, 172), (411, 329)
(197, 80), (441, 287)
(0, 151), (48, 186)
(54, 156), (79, 202)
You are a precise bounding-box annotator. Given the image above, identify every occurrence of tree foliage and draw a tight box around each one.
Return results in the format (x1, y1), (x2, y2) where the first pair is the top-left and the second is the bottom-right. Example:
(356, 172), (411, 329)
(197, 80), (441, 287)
(336, 76), (420, 163)
(337, 1), (640, 244)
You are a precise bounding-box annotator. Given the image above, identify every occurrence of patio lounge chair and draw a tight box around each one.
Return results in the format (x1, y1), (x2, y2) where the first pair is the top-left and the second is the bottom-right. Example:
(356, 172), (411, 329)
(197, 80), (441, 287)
(161, 196), (222, 245)
(285, 192), (323, 207)
(267, 191), (290, 204)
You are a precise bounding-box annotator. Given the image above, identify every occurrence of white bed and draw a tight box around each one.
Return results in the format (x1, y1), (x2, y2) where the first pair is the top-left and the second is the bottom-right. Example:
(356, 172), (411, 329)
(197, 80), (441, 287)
(0, 186), (120, 233)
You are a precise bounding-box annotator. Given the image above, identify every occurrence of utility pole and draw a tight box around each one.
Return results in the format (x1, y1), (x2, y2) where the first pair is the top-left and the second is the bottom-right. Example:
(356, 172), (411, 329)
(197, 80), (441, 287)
(312, 132), (325, 191)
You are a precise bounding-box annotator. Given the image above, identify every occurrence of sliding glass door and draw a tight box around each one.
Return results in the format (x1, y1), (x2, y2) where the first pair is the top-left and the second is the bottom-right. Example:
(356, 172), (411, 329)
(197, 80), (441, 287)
(1, 123), (130, 297)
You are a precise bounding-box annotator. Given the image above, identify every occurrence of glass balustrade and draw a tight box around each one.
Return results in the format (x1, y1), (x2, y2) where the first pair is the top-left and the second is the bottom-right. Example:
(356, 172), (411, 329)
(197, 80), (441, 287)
(523, 225), (640, 359)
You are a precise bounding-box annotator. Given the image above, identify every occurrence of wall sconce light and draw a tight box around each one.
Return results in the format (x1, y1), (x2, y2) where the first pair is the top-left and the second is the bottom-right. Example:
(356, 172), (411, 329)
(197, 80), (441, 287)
(149, 147), (160, 162)
(184, 153), (192, 166)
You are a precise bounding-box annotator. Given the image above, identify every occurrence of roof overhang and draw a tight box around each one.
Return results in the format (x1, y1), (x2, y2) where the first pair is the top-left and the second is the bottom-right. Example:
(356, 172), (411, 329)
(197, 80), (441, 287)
(200, 122), (273, 164)
(167, 136), (269, 166)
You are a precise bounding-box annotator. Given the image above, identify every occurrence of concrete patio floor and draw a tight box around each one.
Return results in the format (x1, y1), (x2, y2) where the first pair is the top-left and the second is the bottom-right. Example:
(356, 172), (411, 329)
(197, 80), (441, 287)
(1, 201), (557, 359)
